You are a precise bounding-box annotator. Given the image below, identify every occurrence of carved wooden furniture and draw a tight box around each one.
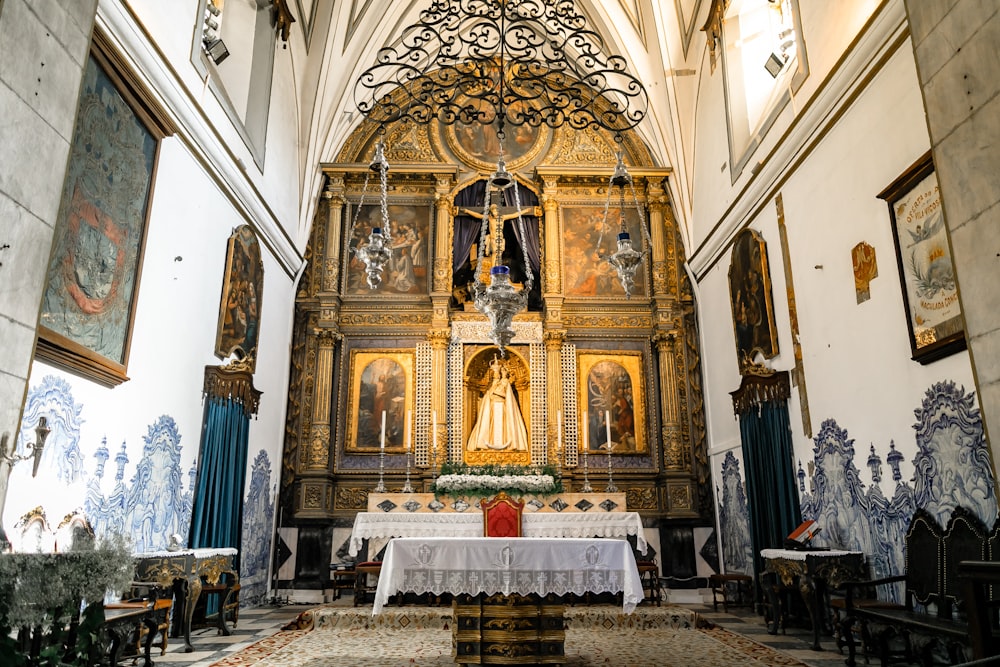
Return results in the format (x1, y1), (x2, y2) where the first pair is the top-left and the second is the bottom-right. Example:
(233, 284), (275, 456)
(101, 602), (158, 667)
(961, 560), (1000, 661)
(760, 547), (866, 651)
(843, 507), (996, 666)
(481, 492), (524, 537)
(354, 561), (383, 607)
(105, 581), (173, 658)
(710, 572), (752, 612)
(133, 548), (238, 653)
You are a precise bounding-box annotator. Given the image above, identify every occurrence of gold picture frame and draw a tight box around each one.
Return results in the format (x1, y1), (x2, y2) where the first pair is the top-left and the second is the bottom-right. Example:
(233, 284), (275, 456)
(728, 228), (779, 370)
(345, 349), (415, 452)
(577, 351), (647, 454)
(215, 225), (264, 370)
(878, 151), (965, 364)
(36, 36), (172, 387)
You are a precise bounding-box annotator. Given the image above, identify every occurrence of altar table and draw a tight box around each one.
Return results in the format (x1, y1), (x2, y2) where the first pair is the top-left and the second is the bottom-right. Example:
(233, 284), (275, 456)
(133, 548), (238, 653)
(349, 511), (647, 558)
(375, 537), (643, 614)
(761, 548), (866, 651)
(375, 537), (644, 665)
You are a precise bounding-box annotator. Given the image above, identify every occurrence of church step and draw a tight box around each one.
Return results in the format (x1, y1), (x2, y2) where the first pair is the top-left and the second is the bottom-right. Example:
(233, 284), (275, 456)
(310, 604), (700, 633)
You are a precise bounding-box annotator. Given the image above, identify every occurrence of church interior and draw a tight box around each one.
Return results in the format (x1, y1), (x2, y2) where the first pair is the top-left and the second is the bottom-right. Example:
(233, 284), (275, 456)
(2, 0), (1000, 665)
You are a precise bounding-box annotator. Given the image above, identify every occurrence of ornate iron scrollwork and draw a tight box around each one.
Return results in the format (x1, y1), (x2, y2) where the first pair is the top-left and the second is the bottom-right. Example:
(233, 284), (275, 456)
(353, 0), (648, 135)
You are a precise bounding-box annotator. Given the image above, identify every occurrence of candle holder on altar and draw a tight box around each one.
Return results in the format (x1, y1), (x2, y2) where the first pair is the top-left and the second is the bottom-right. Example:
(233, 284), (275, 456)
(402, 449), (413, 493)
(605, 444), (618, 493)
(374, 447), (387, 493)
(580, 446), (593, 493)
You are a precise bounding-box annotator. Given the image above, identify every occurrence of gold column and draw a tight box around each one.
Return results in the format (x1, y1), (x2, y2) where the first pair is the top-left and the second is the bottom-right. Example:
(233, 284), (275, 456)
(431, 175), (454, 329)
(427, 328), (451, 467)
(544, 330), (566, 463)
(653, 332), (683, 470)
(540, 176), (563, 326)
(322, 176), (346, 294)
(295, 328), (341, 518)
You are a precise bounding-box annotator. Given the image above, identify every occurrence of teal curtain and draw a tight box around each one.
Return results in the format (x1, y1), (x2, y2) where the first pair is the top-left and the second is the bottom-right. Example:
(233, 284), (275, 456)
(739, 399), (802, 600)
(189, 395), (250, 552)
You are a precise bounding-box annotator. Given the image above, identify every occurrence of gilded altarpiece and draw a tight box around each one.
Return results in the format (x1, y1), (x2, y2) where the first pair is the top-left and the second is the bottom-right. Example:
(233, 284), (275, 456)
(280, 91), (710, 559)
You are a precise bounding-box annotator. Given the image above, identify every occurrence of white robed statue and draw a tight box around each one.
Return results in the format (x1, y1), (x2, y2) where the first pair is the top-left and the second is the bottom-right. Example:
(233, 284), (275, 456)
(468, 357), (529, 452)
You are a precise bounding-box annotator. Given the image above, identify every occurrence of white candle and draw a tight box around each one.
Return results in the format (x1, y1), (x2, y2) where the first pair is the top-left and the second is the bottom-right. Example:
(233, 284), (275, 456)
(605, 410), (612, 450)
(405, 410), (411, 451)
(582, 418), (587, 453)
(556, 409), (562, 452)
(380, 410), (386, 450)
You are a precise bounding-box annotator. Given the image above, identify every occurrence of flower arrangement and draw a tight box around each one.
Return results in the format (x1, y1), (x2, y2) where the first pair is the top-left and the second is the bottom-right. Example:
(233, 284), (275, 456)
(432, 462), (562, 499)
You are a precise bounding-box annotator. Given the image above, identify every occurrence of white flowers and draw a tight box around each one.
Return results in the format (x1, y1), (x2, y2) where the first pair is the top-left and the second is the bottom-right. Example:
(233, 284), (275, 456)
(435, 473), (556, 494)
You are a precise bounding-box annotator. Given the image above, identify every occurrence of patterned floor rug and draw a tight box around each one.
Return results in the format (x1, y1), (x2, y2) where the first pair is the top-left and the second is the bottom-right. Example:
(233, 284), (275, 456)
(210, 606), (811, 667)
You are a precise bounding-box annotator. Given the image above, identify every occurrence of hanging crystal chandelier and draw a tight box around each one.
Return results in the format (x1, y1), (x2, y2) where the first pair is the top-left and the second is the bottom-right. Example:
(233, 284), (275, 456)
(350, 138), (393, 289)
(596, 145), (652, 298)
(470, 138), (533, 354)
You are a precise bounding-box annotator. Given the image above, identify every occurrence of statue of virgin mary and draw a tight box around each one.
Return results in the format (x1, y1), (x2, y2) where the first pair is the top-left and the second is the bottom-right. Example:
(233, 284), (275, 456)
(467, 357), (529, 452)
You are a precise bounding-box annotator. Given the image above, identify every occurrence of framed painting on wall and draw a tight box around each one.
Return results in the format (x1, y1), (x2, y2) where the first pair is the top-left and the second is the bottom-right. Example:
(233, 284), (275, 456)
(215, 225), (264, 370)
(345, 349), (415, 452)
(344, 203), (431, 296)
(728, 228), (779, 370)
(562, 205), (647, 298)
(36, 36), (172, 387)
(879, 151), (965, 364)
(577, 351), (647, 454)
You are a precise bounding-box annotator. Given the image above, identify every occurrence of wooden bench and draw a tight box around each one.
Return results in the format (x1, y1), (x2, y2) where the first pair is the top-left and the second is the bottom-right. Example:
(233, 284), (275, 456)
(961, 560), (1000, 661)
(843, 507), (997, 666)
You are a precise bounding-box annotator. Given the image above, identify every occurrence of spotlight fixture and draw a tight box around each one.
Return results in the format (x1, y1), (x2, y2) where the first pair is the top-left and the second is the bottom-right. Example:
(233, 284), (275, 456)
(205, 38), (230, 65)
(764, 52), (785, 78)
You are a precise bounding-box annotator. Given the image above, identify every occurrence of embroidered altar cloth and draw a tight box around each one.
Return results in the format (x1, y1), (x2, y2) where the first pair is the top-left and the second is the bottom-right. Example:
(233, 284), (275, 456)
(373, 537), (644, 614)
(349, 511), (646, 556)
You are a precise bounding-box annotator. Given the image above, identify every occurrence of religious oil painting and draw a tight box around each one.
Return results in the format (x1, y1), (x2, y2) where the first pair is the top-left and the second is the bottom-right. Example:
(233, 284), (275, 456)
(346, 349), (414, 452)
(444, 98), (548, 172)
(879, 152), (965, 363)
(344, 203), (431, 296)
(728, 228), (779, 370)
(577, 351), (647, 454)
(215, 225), (264, 370)
(562, 205), (647, 298)
(37, 48), (166, 386)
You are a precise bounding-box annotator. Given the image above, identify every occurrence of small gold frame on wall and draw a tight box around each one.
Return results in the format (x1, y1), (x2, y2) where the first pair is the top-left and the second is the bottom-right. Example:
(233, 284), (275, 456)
(345, 349), (415, 452)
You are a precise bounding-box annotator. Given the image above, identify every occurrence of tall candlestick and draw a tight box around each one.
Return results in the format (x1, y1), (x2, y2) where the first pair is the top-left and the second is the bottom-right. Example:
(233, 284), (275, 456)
(380, 410), (386, 450)
(580, 416), (592, 493)
(402, 410), (413, 493)
(375, 410), (387, 492)
(605, 410), (612, 450)
(405, 410), (411, 451)
(556, 409), (563, 476)
(432, 410), (439, 481)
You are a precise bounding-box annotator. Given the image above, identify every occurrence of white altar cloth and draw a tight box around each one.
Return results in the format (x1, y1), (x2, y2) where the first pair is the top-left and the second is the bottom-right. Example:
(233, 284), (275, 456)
(760, 548), (860, 561)
(373, 537), (644, 615)
(349, 511), (646, 557)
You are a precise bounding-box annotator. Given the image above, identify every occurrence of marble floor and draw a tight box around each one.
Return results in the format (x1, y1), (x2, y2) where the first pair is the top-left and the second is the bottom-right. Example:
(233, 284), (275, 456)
(150, 595), (852, 667)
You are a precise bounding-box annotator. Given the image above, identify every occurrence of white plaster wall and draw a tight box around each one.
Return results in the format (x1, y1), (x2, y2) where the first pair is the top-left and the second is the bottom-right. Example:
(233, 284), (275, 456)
(5, 138), (295, 548)
(697, 42), (976, 510)
(685, 0), (884, 253)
